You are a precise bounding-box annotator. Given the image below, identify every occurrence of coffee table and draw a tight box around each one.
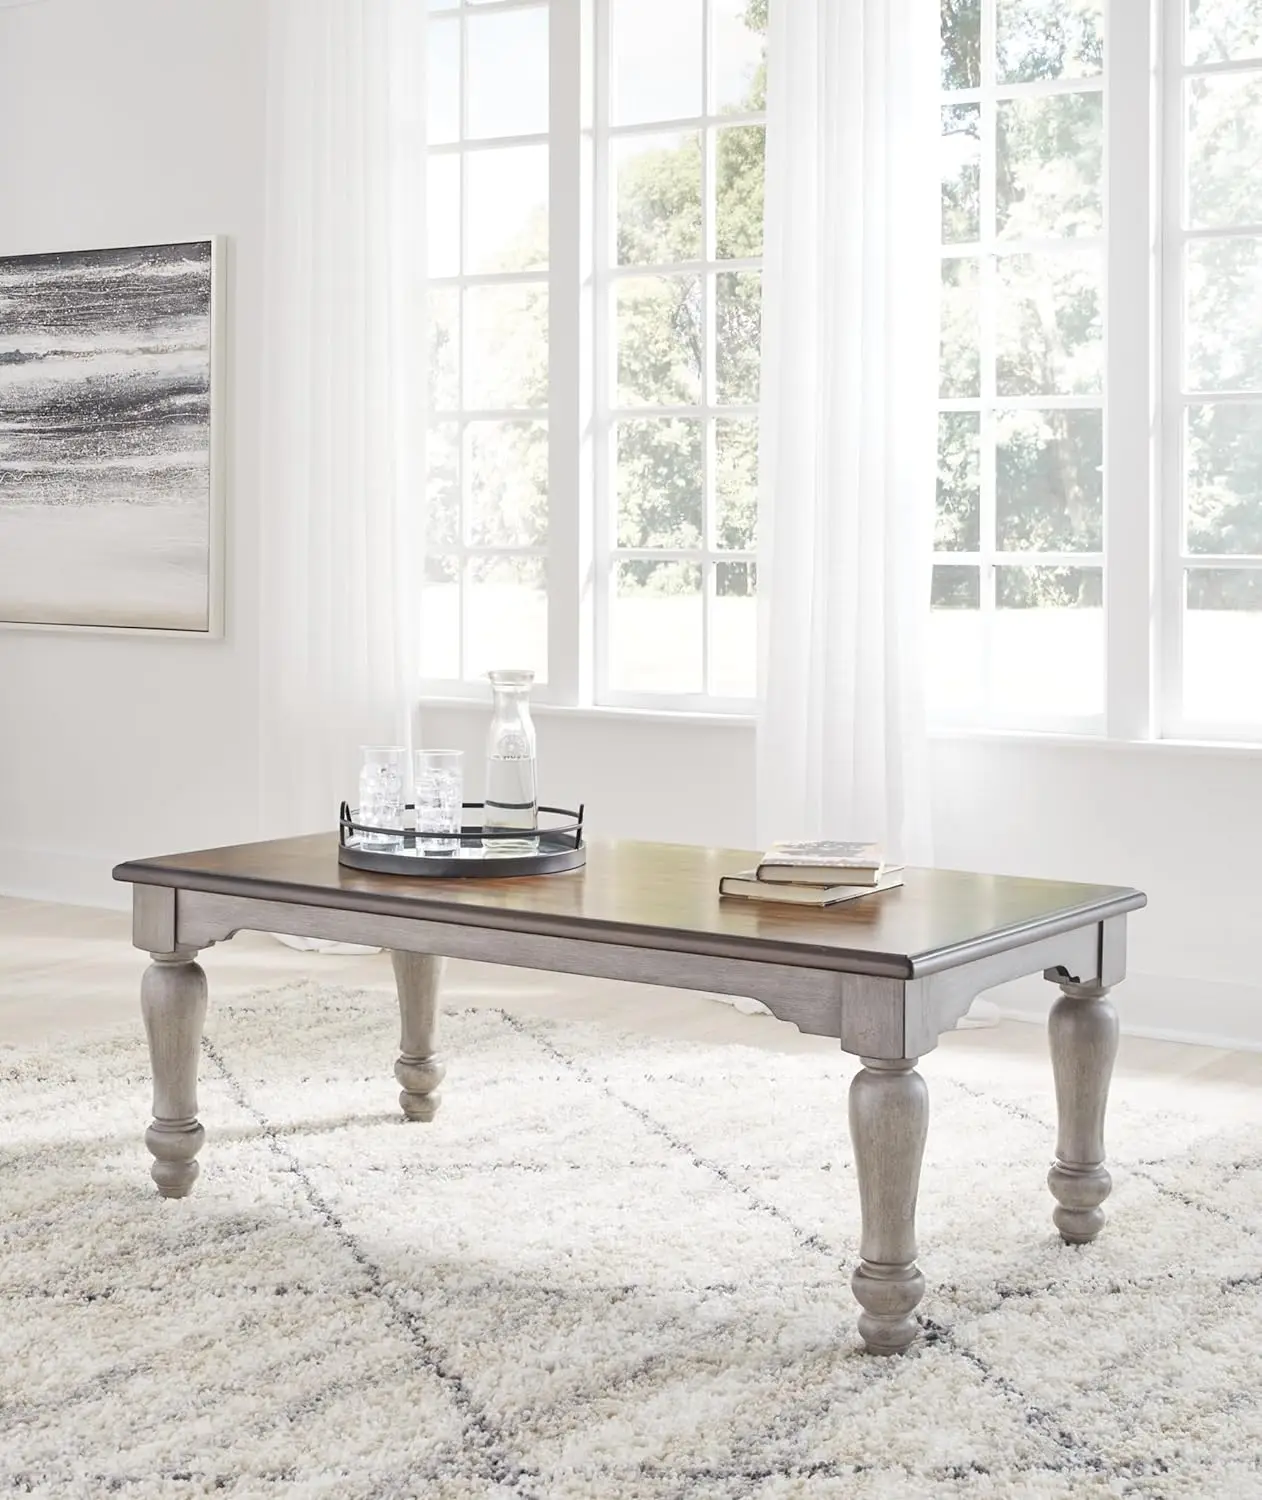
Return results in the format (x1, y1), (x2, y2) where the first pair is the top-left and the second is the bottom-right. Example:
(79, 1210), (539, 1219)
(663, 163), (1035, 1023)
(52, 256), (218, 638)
(113, 835), (1145, 1355)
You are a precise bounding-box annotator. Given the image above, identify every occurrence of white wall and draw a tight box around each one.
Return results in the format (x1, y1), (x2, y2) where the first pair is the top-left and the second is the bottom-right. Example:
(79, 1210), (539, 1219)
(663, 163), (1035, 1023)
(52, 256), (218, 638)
(2, 1), (1258, 1052)
(0, 0), (267, 905)
(929, 733), (1262, 1046)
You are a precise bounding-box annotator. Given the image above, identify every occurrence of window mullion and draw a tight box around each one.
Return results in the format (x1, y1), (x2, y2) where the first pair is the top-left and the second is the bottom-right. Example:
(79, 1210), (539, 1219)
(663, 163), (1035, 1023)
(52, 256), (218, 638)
(1104, 0), (1159, 739)
(547, 0), (594, 706)
(979, 0), (998, 708)
(592, 0), (612, 707)
(1158, 0), (1186, 734)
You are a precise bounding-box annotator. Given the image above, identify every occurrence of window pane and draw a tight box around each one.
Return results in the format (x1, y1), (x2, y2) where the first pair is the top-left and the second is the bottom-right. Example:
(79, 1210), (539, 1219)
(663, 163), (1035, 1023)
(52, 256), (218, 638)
(1184, 568), (1262, 723)
(711, 561), (757, 697)
(996, 564), (1101, 607)
(466, 555), (548, 682)
(715, 126), (765, 259)
(467, 7), (549, 139)
(715, 417), (758, 550)
(931, 563), (981, 607)
(1188, 72), (1262, 230)
(940, 258), (981, 398)
(991, 566), (1104, 717)
(610, 560), (703, 693)
(996, 252), (1103, 396)
(1187, 239), (1262, 392)
(466, 145), (548, 274)
(615, 418), (703, 547)
(996, 0), (1102, 83)
(464, 284), (548, 409)
(937, 412), (981, 551)
(997, 94), (1103, 240)
(615, 275), (703, 406)
(1186, 403), (1262, 555)
(716, 271), (761, 404)
(611, 0), (703, 126)
(1188, 0), (1262, 66)
(468, 420), (549, 547)
(427, 17), (460, 146)
(942, 105), (981, 244)
(942, 0), (981, 89)
(428, 154), (460, 278)
(713, 0), (766, 113)
(427, 289), (459, 412)
(427, 424), (461, 550)
(614, 134), (702, 266)
(421, 555), (460, 680)
(996, 409), (1103, 551)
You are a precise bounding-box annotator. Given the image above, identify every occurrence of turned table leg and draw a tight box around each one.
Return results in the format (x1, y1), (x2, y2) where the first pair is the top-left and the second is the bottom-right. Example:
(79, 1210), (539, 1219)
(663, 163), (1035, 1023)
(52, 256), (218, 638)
(848, 1057), (929, 1355)
(140, 953), (208, 1198)
(1048, 981), (1118, 1243)
(392, 951), (445, 1122)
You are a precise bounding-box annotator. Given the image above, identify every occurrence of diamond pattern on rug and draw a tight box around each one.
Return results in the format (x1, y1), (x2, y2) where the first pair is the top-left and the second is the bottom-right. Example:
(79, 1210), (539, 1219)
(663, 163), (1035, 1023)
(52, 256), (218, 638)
(2, 980), (1260, 1498)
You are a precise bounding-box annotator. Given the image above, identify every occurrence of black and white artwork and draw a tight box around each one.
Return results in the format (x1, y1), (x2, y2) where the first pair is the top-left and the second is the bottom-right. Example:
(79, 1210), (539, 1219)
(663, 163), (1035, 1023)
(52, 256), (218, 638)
(0, 239), (221, 633)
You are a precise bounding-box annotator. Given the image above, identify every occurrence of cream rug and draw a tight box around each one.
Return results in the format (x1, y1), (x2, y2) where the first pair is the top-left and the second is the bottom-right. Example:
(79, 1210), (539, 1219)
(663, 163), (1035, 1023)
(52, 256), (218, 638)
(3, 983), (1261, 1499)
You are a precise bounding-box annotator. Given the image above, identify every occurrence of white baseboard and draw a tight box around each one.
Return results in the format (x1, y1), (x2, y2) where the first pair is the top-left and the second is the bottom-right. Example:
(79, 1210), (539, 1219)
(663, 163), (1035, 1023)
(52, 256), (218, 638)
(989, 971), (1262, 1054)
(0, 843), (130, 912)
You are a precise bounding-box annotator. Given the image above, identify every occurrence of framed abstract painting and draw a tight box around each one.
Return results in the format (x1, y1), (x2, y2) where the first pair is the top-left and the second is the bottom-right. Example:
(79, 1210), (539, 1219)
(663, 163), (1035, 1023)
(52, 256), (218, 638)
(0, 238), (224, 635)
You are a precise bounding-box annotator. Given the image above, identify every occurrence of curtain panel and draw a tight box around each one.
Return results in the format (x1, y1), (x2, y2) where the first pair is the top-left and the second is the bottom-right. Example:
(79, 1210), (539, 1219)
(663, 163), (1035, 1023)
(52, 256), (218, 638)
(756, 0), (940, 866)
(258, 0), (427, 840)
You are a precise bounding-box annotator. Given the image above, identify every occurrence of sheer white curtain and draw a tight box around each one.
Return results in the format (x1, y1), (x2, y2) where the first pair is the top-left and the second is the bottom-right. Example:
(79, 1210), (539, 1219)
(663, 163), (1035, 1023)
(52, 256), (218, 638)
(258, 0), (426, 842)
(755, 0), (939, 867)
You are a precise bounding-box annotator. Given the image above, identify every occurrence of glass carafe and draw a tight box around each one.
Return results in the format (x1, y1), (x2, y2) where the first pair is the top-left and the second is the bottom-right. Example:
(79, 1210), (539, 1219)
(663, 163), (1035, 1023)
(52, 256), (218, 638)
(483, 669), (539, 853)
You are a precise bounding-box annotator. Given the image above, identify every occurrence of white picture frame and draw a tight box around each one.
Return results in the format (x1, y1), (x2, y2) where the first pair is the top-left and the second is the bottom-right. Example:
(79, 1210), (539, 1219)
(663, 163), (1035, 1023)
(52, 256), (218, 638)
(0, 235), (226, 638)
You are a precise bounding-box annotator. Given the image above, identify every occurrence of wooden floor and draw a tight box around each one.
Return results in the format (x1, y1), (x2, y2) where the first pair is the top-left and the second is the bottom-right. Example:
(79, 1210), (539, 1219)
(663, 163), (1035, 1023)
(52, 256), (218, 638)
(3, 895), (1261, 1091)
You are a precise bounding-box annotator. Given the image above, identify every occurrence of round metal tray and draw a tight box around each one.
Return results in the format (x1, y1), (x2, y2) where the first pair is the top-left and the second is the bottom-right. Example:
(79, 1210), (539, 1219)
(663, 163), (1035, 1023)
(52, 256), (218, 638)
(337, 801), (586, 879)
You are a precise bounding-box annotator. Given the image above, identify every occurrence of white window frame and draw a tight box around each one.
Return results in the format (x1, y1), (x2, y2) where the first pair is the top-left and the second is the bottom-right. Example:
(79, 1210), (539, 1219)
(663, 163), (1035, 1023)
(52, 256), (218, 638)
(933, 0), (1112, 738)
(424, 0), (557, 702)
(933, 0), (1262, 746)
(421, 0), (764, 715)
(1106, 0), (1158, 742)
(1157, 0), (1262, 741)
(592, 1), (764, 714)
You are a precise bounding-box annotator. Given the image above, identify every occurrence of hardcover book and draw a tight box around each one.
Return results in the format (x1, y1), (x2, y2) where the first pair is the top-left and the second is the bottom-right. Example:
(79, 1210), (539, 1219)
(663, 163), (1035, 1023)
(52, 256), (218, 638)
(719, 870), (906, 906)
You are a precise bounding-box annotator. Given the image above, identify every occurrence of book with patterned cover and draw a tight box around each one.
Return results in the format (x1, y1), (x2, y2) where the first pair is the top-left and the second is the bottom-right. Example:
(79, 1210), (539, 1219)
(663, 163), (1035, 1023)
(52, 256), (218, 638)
(757, 840), (894, 886)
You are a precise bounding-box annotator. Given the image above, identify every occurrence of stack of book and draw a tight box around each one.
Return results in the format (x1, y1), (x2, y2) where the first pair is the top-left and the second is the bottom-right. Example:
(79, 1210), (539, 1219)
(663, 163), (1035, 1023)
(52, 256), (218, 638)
(719, 840), (904, 906)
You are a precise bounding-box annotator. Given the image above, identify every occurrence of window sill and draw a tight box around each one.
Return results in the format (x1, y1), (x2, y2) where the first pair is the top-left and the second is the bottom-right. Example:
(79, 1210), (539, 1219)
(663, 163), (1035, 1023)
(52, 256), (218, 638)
(418, 695), (757, 729)
(419, 699), (1262, 751)
(929, 725), (1262, 756)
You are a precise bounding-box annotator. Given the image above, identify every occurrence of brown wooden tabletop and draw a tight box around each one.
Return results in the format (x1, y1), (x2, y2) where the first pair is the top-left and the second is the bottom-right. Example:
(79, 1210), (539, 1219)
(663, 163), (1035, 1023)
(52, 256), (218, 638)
(114, 834), (1145, 979)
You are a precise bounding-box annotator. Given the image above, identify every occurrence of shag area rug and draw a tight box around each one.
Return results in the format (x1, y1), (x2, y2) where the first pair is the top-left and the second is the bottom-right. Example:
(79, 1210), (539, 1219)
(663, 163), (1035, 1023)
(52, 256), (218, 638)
(3, 982), (1261, 1499)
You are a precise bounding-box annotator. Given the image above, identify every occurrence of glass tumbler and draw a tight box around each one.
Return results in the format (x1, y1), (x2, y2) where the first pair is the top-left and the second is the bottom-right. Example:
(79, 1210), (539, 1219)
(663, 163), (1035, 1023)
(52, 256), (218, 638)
(357, 745), (406, 850)
(415, 749), (464, 853)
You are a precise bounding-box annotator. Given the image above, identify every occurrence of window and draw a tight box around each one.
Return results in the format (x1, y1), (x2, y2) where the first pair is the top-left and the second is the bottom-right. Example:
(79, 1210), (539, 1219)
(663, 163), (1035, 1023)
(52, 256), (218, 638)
(424, 0), (1262, 735)
(933, 0), (1106, 732)
(1166, 0), (1262, 733)
(935, 0), (1262, 740)
(597, 0), (765, 707)
(422, 0), (767, 709)
(423, 0), (551, 686)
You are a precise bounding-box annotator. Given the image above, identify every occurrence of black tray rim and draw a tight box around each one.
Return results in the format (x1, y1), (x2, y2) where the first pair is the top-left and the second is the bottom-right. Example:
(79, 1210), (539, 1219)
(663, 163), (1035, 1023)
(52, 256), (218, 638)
(337, 801), (586, 879)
